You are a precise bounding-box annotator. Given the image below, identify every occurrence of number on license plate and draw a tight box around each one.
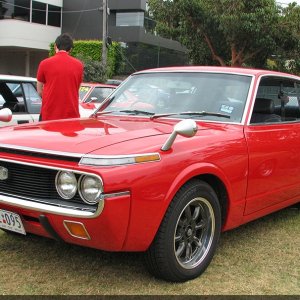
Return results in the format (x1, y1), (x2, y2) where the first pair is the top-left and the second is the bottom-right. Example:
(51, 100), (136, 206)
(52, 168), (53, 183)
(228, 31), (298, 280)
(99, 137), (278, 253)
(0, 209), (26, 235)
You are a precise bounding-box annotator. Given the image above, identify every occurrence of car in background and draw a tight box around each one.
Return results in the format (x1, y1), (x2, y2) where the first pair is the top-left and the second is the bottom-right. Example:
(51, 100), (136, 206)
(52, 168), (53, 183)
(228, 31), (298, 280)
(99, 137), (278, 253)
(79, 82), (116, 117)
(0, 75), (41, 126)
(0, 77), (114, 123)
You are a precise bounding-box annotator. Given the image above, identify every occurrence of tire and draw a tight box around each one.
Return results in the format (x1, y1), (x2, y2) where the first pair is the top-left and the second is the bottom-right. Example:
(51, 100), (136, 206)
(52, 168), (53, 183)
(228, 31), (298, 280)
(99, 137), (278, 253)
(145, 179), (222, 282)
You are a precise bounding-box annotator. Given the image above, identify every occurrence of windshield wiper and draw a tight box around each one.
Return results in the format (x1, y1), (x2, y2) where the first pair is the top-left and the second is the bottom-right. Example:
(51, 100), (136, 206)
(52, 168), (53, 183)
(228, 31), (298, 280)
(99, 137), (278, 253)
(150, 111), (230, 120)
(93, 109), (155, 117)
(118, 109), (155, 116)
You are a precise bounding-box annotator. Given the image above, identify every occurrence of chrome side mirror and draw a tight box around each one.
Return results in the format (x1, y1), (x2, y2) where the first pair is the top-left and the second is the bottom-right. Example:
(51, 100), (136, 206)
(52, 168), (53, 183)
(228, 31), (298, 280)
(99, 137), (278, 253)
(161, 119), (198, 151)
(0, 108), (12, 122)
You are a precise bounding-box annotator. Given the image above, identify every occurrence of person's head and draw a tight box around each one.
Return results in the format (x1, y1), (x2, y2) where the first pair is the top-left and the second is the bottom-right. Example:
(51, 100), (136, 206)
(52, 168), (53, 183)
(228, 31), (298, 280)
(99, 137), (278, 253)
(54, 33), (74, 52)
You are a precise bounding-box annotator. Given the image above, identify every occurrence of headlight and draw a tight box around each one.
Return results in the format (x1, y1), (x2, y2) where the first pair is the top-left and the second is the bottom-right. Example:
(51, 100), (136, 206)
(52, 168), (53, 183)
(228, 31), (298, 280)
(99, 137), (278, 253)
(79, 175), (103, 205)
(55, 171), (77, 199)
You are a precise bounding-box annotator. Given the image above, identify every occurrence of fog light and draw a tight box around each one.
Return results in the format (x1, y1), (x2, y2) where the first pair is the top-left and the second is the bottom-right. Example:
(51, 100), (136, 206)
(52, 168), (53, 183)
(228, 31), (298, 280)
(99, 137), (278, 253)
(63, 221), (90, 240)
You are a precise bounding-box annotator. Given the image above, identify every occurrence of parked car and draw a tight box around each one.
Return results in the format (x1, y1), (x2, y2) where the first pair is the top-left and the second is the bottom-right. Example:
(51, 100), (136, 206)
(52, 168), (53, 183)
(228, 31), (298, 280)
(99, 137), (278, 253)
(0, 66), (299, 282)
(79, 82), (116, 117)
(0, 76), (114, 122)
(0, 75), (41, 126)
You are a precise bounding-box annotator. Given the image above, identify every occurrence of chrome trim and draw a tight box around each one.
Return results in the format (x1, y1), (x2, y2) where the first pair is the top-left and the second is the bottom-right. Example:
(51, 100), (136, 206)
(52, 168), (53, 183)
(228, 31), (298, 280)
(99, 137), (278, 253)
(55, 171), (78, 200)
(103, 191), (130, 199)
(63, 220), (91, 240)
(0, 191), (131, 219)
(0, 157), (99, 176)
(246, 73), (300, 126)
(0, 194), (104, 218)
(79, 152), (161, 166)
(82, 152), (160, 159)
(0, 143), (83, 158)
(78, 174), (104, 205)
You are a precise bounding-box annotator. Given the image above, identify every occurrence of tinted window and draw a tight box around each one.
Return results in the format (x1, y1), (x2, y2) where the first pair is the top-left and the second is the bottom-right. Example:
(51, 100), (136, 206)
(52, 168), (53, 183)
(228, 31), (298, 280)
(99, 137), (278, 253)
(48, 4), (61, 27)
(13, 0), (30, 21)
(32, 1), (46, 25)
(116, 12), (144, 26)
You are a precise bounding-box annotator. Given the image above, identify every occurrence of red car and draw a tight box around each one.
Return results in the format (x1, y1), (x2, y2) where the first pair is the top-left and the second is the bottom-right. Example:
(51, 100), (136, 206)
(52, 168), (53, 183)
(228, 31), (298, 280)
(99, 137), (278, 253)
(0, 66), (299, 282)
(79, 82), (116, 116)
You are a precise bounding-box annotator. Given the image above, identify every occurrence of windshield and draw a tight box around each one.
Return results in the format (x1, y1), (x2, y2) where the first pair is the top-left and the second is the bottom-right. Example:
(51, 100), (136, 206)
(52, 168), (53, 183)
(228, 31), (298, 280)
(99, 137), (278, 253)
(100, 72), (252, 122)
(79, 85), (92, 101)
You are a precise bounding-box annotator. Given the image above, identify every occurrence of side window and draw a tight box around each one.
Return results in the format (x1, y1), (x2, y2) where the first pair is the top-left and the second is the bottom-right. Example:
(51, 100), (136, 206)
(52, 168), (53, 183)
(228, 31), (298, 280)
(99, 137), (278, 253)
(23, 83), (41, 114)
(7, 83), (25, 103)
(250, 77), (300, 124)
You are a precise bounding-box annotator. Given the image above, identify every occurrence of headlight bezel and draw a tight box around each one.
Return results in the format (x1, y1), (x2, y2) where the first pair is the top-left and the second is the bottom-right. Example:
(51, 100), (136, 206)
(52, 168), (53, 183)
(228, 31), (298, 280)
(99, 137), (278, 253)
(55, 171), (78, 200)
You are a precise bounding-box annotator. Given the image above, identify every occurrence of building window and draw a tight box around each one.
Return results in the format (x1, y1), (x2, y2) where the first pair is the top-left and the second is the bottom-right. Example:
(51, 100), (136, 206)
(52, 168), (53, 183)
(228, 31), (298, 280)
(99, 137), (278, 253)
(116, 12), (144, 27)
(0, 1), (61, 28)
(48, 4), (61, 27)
(32, 1), (46, 25)
(10, 0), (30, 21)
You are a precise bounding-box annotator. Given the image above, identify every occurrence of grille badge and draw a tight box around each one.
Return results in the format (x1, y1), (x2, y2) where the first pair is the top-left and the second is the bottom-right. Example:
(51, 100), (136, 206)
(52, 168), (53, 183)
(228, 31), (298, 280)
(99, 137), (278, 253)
(0, 166), (8, 180)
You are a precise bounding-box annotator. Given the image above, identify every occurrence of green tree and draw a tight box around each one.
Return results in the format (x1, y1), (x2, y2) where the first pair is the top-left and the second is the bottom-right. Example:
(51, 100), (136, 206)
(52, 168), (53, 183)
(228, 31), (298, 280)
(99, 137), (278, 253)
(148, 0), (299, 68)
(269, 2), (300, 74)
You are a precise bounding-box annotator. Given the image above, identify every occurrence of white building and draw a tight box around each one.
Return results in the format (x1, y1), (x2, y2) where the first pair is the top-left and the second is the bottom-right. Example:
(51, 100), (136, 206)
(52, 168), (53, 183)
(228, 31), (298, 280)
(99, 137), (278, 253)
(0, 0), (187, 77)
(0, 0), (63, 76)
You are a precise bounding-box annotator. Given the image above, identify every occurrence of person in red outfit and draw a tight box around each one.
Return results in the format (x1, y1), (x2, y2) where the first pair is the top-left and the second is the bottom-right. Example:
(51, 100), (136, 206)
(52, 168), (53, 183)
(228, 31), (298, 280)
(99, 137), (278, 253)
(37, 33), (83, 121)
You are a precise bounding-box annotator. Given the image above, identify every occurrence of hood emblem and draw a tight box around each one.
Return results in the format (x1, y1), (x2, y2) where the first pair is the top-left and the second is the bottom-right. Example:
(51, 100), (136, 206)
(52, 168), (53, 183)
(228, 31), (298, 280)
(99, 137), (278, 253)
(0, 166), (8, 180)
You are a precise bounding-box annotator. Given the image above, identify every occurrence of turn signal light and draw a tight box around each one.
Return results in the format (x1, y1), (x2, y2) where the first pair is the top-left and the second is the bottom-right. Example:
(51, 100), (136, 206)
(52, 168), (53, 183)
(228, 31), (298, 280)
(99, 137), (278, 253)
(63, 221), (90, 240)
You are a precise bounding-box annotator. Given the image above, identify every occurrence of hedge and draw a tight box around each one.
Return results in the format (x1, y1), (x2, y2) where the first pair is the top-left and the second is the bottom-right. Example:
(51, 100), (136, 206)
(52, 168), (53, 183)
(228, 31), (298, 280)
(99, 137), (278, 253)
(49, 40), (125, 80)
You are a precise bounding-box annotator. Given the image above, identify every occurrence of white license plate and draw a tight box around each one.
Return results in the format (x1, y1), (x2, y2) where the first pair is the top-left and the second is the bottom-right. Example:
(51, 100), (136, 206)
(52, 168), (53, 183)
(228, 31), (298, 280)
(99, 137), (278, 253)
(0, 209), (26, 235)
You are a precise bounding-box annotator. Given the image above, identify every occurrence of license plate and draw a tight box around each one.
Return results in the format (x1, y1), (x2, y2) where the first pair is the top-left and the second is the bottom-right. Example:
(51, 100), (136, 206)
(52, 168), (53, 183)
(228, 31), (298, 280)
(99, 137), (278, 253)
(0, 209), (26, 235)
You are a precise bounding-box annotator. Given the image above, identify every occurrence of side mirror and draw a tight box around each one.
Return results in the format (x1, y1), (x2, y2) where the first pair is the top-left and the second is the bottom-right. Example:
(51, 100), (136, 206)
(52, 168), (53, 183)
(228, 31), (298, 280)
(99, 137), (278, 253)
(0, 108), (12, 122)
(161, 119), (198, 151)
(85, 97), (98, 104)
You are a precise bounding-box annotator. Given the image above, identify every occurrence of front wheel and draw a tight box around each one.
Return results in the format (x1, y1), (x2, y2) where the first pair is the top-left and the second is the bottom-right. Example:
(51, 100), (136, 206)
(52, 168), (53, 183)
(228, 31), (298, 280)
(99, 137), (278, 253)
(145, 179), (222, 282)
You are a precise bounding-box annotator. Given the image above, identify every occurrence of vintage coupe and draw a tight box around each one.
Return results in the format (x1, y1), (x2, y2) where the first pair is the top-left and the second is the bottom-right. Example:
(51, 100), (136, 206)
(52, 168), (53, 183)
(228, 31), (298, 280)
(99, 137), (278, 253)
(0, 66), (299, 282)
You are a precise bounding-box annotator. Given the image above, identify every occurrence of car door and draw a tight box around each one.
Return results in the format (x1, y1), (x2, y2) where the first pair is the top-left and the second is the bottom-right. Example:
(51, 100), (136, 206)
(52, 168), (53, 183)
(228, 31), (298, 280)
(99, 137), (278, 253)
(244, 76), (300, 214)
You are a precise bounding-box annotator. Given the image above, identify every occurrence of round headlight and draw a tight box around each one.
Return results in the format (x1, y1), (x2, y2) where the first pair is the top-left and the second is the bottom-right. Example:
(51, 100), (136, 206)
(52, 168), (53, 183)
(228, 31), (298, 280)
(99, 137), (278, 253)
(79, 175), (103, 204)
(55, 171), (77, 199)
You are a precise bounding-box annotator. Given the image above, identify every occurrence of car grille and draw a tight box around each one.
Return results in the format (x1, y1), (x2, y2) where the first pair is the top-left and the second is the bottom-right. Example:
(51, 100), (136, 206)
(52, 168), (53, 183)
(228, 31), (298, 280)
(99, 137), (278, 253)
(0, 160), (97, 212)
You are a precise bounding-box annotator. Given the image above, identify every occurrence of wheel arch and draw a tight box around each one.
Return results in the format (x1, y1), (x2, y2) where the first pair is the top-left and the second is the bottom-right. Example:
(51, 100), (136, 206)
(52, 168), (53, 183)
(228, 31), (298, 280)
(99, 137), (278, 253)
(163, 163), (232, 228)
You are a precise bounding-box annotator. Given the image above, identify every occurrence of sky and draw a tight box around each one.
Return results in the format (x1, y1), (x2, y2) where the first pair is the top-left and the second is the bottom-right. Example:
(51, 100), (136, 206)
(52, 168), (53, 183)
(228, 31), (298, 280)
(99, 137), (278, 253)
(277, 0), (300, 5)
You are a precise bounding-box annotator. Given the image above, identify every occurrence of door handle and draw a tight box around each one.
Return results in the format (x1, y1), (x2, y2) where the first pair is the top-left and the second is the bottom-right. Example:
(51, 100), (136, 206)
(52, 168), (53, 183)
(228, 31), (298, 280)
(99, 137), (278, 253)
(17, 120), (29, 124)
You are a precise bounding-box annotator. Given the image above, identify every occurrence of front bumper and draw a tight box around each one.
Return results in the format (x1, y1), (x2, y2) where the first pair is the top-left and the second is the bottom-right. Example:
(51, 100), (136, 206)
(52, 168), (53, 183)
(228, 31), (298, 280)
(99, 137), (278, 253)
(0, 191), (131, 251)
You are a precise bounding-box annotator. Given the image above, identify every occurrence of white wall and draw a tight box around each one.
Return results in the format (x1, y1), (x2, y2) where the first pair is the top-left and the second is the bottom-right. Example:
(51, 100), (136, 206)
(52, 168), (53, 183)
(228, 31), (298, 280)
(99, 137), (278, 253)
(0, 20), (61, 50)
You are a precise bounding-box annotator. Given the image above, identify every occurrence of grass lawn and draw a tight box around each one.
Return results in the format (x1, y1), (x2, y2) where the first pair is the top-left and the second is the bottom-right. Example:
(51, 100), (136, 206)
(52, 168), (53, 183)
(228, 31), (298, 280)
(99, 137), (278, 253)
(0, 206), (299, 295)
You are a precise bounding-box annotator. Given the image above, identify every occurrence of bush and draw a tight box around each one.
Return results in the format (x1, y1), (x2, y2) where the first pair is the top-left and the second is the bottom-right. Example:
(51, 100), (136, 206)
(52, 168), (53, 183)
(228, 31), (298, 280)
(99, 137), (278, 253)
(49, 40), (124, 81)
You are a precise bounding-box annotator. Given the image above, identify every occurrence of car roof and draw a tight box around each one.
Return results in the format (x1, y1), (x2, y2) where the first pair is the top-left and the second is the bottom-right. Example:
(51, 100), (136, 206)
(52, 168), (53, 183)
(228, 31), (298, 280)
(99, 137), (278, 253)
(134, 66), (300, 79)
(0, 74), (37, 82)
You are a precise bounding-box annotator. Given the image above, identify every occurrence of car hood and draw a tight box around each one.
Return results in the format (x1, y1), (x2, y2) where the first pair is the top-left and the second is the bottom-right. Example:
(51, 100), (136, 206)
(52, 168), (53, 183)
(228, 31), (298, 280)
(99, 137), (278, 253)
(0, 117), (182, 155)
